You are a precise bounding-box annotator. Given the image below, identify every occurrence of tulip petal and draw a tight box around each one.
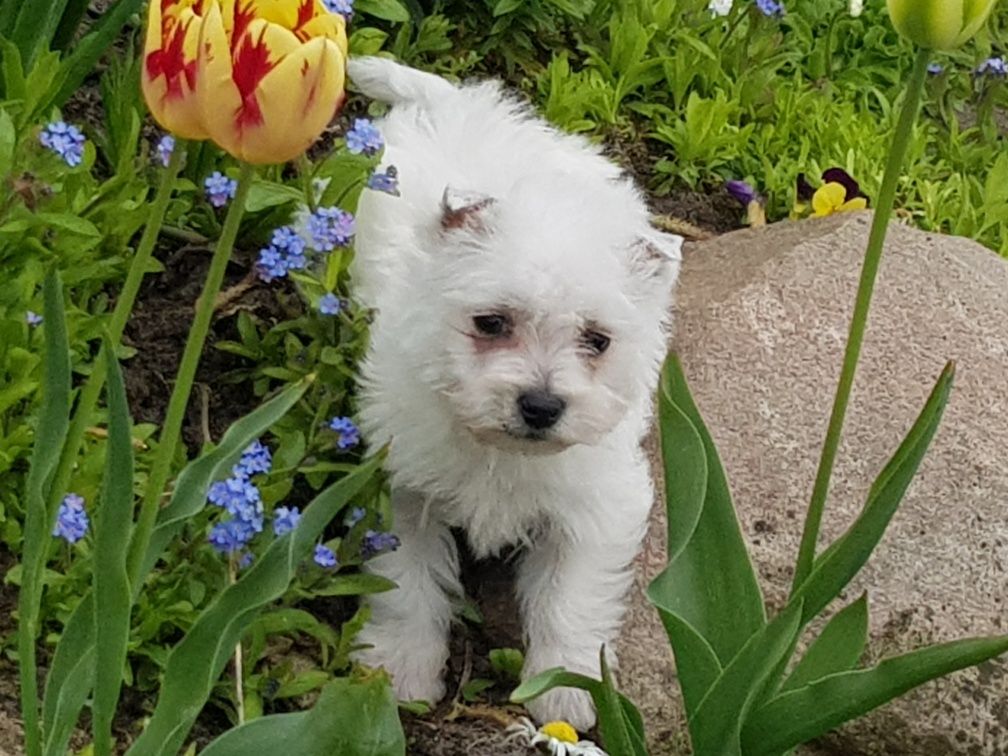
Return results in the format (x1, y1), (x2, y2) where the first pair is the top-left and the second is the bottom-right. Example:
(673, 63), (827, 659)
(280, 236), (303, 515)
(142, 1), (208, 139)
(196, 1), (245, 156)
(887, 0), (962, 50)
(234, 37), (345, 163)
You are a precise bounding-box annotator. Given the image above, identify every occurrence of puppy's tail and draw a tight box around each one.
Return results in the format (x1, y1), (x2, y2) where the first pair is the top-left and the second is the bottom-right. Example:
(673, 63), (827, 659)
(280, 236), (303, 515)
(348, 57), (457, 107)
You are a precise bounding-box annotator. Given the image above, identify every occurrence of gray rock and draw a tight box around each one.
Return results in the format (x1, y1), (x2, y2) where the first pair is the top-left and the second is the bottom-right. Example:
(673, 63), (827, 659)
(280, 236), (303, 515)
(619, 212), (1008, 756)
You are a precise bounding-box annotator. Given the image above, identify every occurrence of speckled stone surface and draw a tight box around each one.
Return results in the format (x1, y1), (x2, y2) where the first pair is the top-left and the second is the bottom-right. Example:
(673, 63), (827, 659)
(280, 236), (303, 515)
(620, 212), (1008, 756)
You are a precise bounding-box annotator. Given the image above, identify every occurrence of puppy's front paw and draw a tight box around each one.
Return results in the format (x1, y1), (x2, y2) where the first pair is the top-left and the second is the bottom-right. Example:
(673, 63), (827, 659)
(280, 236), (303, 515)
(524, 686), (596, 732)
(353, 629), (448, 704)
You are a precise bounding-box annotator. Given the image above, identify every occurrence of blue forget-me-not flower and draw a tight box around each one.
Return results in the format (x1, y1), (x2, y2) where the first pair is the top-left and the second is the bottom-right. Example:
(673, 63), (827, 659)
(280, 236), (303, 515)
(53, 493), (89, 543)
(40, 121), (86, 167)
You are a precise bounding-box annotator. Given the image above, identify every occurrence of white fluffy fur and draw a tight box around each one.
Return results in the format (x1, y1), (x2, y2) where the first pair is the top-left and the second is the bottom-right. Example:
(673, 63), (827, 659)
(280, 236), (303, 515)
(347, 57), (681, 730)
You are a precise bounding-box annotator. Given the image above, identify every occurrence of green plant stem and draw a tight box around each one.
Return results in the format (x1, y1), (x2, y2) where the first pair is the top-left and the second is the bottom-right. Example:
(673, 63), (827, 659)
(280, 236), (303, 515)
(229, 556), (246, 725)
(823, 10), (843, 81)
(44, 145), (187, 531)
(791, 47), (931, 595)
(299, 154), (317, 213)
(127, 162), (255, 585)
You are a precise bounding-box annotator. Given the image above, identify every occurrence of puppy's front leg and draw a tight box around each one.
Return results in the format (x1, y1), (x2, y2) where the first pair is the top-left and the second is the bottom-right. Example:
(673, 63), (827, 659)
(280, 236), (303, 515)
(516, 519), (642, 731)
(354, 491), (460, 704)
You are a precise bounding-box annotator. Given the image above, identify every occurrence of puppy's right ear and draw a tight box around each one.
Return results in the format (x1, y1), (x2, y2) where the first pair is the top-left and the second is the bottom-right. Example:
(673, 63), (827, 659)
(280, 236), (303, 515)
(441, 187), (495, 231)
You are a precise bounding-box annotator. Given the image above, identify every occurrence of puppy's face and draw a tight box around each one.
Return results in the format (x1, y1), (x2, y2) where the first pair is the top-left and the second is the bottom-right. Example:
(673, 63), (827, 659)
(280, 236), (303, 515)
(411, 180), (681, 454)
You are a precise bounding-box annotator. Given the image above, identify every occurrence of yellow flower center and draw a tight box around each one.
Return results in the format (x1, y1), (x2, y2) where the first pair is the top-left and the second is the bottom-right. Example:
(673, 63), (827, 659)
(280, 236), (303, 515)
(540, 721), (578, 743)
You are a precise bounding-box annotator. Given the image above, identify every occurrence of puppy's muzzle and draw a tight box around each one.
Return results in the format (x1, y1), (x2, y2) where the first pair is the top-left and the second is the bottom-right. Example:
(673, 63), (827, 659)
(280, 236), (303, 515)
(517, 390), (566, 430)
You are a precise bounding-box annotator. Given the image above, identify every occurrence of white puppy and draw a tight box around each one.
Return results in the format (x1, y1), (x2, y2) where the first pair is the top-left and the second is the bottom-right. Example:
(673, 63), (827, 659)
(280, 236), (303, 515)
(347, 57), (681, 730)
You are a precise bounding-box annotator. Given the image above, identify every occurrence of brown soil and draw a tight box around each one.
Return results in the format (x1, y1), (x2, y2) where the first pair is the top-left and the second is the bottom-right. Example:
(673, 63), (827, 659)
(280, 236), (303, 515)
(121, 240), (298, 450)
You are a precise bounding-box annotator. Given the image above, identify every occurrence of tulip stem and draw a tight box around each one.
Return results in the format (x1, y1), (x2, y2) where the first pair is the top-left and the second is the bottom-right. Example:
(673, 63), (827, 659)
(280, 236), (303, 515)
(127, 162), (256, 586)
(791, 48), (930, 595)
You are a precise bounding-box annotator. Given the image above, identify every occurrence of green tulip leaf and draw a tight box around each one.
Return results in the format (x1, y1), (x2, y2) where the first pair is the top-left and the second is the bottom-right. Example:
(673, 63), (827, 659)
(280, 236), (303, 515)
(791, 363), (954, 625)
(742, 635), (1008, 755)
(688, 603), (803, 755)
(200, 675), (405, 756)
(781, 593), (868, 693)
(647, 353), (765, 716)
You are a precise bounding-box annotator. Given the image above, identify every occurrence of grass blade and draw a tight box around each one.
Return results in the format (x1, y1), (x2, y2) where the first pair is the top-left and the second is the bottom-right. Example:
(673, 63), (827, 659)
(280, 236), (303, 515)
(125, 454), (384, 756)
(647, 354), (765, 715)
(791, 363), (954, 624)
(781, 593), (868, 693)
(742, 635), (1008, 755)
(200, 676), (405, 756)
(17, 270), (71, 756)
(688, 603), (802, 756)
(91, 343), (135, 756)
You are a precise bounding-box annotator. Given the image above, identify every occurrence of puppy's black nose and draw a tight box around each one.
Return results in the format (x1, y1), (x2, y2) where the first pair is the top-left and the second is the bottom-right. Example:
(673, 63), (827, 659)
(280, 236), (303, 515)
(517, 390), (566, 430)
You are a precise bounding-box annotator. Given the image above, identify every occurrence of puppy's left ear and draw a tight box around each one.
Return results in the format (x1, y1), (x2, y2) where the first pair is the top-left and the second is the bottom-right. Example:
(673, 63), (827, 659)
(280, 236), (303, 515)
(627, 232), (683, 293)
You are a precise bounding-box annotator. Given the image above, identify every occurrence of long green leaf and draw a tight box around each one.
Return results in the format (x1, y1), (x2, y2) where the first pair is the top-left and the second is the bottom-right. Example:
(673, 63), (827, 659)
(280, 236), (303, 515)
(510, 668), (600, 704)
(781, 593), (868, 693)
(18, 270), (71, 756)
(647, 354), (765, 714)
(597, 650), (647, 756)
(650, 610), (722, 718)
(791, 363), (954, 624)
(50, 0), (91, 50)
(42, 648), (93, 756)
(50, 0), (146, 109)
(688, 603), (802, 756)
(41, 594), (93, 743)
(741, 635), (1008, 755)
(126, 454), (383, 756)
(200, 675), (405, 756)
(91, 343), (135, 756)
(10, 0), (71, 69)
(42, 379), (311, 751)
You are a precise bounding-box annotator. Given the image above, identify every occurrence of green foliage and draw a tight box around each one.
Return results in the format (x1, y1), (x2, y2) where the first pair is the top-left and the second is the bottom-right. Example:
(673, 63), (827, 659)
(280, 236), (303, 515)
(644, 356), (1006, 755)
(0, 0), (145, 112)
(418, 0), (1007, 254)
(200, 674), (406, 756)
(510, 650), (647, 756)
(125, 456), (384, 756)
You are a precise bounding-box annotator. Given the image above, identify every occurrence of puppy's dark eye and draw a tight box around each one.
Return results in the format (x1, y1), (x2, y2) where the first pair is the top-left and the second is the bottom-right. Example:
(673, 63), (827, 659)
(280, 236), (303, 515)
(472, 314), (512, 337)
(581, 329), (611, 355)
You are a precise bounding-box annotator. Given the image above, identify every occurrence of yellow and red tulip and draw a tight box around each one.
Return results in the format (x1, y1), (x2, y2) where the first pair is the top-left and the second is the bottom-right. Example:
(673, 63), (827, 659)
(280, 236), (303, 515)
(142, 0), (348, 164)
(886, 0), (998, 50)
(196, 0), (348, 164)
(142, 0), (208, 140)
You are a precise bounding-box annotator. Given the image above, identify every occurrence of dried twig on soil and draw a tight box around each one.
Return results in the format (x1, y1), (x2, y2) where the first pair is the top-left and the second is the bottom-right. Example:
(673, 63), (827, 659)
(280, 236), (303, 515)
(649, 213), (715, 241)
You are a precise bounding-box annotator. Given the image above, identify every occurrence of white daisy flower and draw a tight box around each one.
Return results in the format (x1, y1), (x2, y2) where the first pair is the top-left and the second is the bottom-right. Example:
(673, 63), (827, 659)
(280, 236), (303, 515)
(505, 717), (608, 756)
(708, 0), (733, 15)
